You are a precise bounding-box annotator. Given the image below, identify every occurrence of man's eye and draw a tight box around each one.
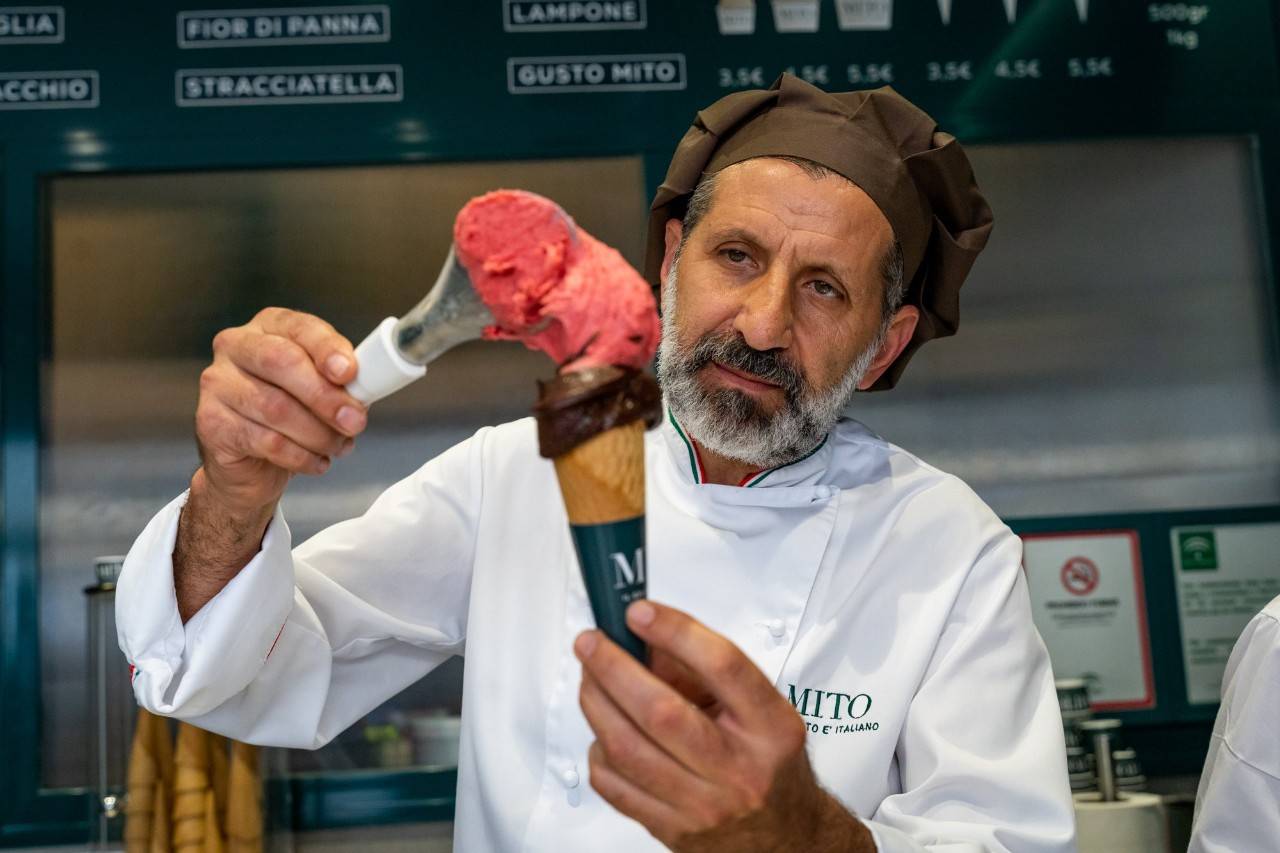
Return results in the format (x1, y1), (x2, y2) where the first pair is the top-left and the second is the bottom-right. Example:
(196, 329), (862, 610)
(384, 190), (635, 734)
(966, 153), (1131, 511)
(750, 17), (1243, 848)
(722, 248), (749, 264)
(810, 280), (841, 298)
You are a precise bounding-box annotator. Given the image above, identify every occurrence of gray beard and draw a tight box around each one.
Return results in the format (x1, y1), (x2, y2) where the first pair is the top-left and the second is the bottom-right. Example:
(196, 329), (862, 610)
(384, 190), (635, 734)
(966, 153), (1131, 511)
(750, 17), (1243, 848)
(655, 261), (885, 469)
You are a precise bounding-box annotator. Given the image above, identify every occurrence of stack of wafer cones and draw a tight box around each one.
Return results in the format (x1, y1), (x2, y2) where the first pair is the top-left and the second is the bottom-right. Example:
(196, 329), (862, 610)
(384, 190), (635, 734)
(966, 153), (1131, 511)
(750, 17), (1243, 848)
(123, 715), (261, 852)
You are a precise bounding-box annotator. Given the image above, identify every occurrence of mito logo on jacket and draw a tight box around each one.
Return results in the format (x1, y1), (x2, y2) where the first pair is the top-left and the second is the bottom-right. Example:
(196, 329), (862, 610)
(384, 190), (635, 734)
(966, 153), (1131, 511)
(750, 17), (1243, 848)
(787, 684), (880, 735)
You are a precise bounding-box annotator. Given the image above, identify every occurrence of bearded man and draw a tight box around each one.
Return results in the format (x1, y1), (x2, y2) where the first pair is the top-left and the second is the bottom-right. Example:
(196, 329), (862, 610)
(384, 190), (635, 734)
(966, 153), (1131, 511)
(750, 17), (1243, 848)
(118, 75), (1077, 852)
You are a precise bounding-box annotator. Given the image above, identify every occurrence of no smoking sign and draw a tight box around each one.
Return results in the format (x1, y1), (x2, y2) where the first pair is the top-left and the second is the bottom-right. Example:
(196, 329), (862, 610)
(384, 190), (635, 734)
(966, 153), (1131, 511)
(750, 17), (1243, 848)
(1060, 556), (1100, 596)
(1023, 531), (1154, 710)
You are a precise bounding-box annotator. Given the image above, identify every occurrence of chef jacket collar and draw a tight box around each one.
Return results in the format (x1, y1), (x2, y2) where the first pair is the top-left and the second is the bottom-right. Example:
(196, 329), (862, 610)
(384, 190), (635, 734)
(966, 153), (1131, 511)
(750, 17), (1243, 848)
(661, 408), (833, 489)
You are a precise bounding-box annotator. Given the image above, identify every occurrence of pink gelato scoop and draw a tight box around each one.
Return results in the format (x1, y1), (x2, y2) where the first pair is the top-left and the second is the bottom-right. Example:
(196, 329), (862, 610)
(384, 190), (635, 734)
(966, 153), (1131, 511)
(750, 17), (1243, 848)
(453, 189), (660, 373)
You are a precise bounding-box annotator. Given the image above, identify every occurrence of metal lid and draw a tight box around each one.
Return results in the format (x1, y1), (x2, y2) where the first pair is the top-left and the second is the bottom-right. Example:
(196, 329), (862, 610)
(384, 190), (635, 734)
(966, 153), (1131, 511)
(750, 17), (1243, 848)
(94, 555), (126, 584)
(1078, 718), (1122, 733)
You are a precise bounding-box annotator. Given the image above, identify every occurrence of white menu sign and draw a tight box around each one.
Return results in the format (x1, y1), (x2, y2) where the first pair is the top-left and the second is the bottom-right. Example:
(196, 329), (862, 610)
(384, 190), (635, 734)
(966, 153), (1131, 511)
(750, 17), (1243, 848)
(1172, 522), (1280, 705)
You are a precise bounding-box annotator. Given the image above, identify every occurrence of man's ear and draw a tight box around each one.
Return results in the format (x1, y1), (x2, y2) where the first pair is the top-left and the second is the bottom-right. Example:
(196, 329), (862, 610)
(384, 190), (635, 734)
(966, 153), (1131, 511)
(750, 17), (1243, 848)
(659, 218), (684, 286)
(857, 306), (920, 391)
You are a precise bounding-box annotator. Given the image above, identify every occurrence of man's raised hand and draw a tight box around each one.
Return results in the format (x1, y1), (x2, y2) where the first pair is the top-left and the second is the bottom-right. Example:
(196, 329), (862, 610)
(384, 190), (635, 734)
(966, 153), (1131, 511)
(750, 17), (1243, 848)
(195, 307), (367, 515)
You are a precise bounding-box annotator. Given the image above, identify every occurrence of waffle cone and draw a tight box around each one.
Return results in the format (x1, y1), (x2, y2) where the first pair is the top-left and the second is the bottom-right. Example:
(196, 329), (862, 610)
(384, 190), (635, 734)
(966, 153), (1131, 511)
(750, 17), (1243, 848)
(127, 709), (176, 852)
(226, 741), (262, 852)
(149, 783), (172, 853)
(204, 789), (226, 853)
(209, 734), (229, 828)
(153, 712), (175, 790)
(172, 725), (212, 850)
(125, 709), (159, 852)
(552, 420), (646, 524)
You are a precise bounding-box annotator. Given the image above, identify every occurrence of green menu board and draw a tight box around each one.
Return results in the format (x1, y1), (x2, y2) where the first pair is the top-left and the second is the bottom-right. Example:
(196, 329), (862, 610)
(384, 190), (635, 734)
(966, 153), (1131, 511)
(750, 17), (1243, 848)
(0, 2), (1275, 151)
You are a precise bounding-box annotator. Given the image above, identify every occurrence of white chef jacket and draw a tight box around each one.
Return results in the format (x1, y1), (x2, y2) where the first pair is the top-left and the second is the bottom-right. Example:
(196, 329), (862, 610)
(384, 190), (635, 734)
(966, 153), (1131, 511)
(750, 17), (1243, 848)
(118, 412), (1076, 852)
(1188, 594), (1280, 853)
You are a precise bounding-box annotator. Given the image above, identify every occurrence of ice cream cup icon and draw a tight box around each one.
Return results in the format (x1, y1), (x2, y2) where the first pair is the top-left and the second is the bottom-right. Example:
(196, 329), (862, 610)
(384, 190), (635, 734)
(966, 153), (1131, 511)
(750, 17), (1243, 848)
(717, 0), (757, 35)
(836, 0), (893, 30)
(771, 0), (820, 32)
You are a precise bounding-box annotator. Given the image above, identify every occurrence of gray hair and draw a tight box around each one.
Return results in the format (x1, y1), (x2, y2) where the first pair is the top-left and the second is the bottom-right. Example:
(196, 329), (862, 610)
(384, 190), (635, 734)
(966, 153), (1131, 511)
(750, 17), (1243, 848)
(677, 155), (906, 324)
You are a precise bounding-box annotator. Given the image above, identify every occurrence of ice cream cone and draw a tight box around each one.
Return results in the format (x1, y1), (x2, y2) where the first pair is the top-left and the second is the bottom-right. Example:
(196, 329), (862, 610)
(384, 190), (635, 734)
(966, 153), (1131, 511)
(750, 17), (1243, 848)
(125, 708), (160, 852)
(552, 419), (646, 524)
(536, 367), (659, 661)
(149, 783), (171, 853)
(552, 419), (649, 659)
(449, 188), (660, 662)
(209, 734), (229, 829)
(225, 741), (263, 853)
(154, 713), (175, 791)
(172, 724), (212, 851)
(204, 789), (226, 853)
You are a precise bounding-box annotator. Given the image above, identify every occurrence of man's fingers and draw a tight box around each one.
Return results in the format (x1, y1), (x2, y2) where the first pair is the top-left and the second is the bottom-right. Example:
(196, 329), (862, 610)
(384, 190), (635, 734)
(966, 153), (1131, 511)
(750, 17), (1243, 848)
(625, 601), (786, 730)
(649, 648), (721, 715)
(579, 672), (714, 807)
(200, 397), (331, 475)
(587, 742), (698, 847)
(252, 307), (358, 384)
(211, 367), (350, 459)
(218, 327), (366, 437)
(575, 630), (724, 777)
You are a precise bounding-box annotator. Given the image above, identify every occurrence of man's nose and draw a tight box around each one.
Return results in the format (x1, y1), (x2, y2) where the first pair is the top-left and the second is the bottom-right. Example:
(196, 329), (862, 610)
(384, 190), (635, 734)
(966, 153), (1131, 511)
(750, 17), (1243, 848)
(732, 267), (794, 351)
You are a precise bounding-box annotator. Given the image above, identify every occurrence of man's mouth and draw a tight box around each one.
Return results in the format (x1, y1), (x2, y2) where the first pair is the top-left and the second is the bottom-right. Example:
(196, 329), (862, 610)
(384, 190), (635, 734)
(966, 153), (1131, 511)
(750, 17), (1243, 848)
(708, 361), (783, 393)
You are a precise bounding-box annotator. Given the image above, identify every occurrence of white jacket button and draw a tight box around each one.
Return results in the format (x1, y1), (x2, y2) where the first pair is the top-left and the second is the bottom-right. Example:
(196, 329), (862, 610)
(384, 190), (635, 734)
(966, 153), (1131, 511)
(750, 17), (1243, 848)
(561, 766), (581, 789)
(765, 619), (786, 639)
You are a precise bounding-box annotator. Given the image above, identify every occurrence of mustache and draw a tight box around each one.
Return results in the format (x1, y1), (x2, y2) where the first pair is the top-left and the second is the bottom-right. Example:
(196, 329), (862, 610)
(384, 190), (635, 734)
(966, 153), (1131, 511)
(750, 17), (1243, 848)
(687, 331), (807, 402)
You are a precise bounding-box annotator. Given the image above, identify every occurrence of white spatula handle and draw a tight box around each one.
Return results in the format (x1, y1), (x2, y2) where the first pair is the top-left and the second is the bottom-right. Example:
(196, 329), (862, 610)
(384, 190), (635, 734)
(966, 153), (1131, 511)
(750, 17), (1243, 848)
(346, 316), (427, 405)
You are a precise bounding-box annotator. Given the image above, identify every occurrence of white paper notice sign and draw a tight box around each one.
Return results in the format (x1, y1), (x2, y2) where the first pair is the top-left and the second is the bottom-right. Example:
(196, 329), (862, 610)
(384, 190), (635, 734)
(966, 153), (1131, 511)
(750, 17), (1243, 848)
(1171, 522), (1280, 705)
(1023, 531), (1155, 710)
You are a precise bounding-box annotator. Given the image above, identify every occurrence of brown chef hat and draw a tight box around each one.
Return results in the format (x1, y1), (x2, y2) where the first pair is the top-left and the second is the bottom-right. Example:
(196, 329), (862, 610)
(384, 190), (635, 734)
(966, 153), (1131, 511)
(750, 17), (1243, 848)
(645, 73), (994, 390)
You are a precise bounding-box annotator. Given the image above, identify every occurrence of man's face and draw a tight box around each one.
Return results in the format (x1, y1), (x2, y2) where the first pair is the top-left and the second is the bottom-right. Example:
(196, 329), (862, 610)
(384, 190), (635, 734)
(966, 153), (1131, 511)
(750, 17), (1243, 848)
(656, 157), (917, 467)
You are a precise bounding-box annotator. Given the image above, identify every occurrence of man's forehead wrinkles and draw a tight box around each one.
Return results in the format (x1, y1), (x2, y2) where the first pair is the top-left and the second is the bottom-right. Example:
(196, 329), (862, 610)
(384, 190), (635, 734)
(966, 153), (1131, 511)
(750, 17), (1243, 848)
(706, 203), (871, 257)
(715, 193), (884, 235)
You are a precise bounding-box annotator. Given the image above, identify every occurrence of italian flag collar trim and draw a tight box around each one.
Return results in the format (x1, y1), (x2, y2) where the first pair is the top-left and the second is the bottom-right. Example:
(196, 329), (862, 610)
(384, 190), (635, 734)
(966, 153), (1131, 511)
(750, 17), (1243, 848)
(667, 409), (829, 488)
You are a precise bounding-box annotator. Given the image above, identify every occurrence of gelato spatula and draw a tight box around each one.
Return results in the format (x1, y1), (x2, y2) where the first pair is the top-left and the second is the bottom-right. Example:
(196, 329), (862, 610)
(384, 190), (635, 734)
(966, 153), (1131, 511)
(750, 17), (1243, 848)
(346, 247), (493, 405)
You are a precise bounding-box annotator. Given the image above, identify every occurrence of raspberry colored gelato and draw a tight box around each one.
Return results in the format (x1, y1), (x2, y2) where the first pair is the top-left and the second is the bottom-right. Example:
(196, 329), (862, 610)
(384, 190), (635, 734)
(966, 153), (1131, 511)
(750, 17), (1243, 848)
(453, 190), (660, 373)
